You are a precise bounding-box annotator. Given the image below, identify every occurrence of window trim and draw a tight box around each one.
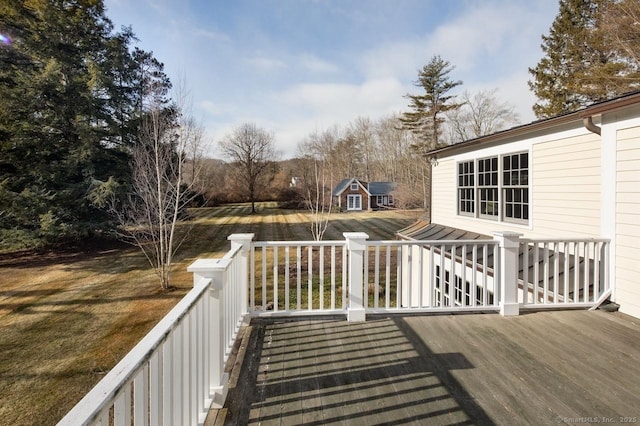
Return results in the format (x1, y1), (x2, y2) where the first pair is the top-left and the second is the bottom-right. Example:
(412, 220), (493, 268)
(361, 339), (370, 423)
(502, 152), (529, 224)
(350, 183), (358, 190)
(456, 150), (530, 225)
(477, 156), (499, 221)
(457, 160), (475, 216)
(347, 194), (362, 210)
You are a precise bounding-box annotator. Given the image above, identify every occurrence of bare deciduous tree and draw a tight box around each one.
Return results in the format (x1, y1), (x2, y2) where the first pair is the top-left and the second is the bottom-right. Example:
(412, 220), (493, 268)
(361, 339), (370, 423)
(219, 123), (279, 214)
(297, 131), (335, 240)
(113, 87), (204, 290)
(445, 89), (519, 143)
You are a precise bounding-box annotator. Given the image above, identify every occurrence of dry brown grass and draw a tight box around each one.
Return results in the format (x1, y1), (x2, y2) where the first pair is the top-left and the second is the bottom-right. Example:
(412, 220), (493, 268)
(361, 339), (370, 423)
(0, 202), (418, 425)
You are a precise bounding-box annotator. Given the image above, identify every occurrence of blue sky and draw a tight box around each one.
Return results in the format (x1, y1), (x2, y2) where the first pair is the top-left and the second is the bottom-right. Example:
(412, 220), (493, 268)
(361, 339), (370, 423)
(104, 0), (560, 158)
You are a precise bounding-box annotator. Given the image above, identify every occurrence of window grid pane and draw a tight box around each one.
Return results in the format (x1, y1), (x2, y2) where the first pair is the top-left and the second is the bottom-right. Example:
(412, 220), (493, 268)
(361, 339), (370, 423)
(478, 157), (498, 219)
(457, 161), (475, 215)
(503, 152), (529, 222)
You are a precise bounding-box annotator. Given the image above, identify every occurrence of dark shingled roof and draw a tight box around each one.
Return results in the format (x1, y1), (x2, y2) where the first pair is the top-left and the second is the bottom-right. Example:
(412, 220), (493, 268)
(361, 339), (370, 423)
(331, 178), (355, 196)
(368, 181), (396, 195)
(332, 178), (397, 197)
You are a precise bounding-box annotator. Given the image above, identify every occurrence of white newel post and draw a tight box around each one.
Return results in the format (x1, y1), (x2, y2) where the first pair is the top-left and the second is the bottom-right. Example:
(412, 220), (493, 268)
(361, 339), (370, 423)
(493, 231), (522, 317)
(344, 232), (369, 322)
(228, 233), (254, 321)
(187, 258), (232, 409)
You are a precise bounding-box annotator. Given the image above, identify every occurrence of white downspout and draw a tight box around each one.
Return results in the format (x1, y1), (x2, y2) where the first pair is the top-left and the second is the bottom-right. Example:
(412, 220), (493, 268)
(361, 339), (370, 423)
(586, 114), (616, 306)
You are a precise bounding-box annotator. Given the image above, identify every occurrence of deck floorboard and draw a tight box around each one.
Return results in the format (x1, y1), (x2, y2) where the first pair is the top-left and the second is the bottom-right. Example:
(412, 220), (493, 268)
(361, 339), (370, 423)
(220, 311), (640, 425)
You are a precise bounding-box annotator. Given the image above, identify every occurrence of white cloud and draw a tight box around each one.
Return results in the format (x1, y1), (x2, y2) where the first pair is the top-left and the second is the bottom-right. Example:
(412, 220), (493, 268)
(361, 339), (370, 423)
(246, 55), (287, 71)
(198, 100), (237, 117)
(280, 77), (405, 117)
(193, 28), (230, 43)
(299, 54), (340, 73)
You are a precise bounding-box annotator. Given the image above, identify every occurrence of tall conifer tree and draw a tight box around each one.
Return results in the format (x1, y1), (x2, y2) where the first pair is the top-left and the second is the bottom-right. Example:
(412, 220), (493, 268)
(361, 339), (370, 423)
(400, 55), (463, 152)
(0, 1), (171, 246)
(529, 0), (639, 119)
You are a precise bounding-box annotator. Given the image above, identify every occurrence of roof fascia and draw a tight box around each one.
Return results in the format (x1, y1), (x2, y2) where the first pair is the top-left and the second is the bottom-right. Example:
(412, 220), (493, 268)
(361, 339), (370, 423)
(429, 91), (640, 158)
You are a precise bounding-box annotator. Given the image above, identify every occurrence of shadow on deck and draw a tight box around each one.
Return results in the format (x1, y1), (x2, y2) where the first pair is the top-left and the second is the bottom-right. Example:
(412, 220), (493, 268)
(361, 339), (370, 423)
(210, 310), (640, 425)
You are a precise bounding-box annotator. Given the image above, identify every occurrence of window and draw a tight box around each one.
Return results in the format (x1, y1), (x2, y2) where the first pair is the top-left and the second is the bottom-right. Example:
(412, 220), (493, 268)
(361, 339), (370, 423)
(436, 265), (494, 307)
(478, 157), (499, 219)
(347, 194), (361, 210)
(456, 152), (529, 224)
(503, 153), (529, 222)
(434, 266), (451, 307)
(350, 183), (358, 190)
(388, 195), (394, 205)
(457, 161), (474, 215)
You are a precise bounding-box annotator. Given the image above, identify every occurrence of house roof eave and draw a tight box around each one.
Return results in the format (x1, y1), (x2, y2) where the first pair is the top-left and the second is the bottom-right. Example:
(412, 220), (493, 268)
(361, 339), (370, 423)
(428, 90), (640, 159)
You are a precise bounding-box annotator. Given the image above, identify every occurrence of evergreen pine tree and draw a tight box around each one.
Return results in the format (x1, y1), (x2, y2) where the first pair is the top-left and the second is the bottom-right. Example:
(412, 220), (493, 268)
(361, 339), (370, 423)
(400, 55), (463, 152)
(0, 1), (171, 246)
(529, 0), (638, 119)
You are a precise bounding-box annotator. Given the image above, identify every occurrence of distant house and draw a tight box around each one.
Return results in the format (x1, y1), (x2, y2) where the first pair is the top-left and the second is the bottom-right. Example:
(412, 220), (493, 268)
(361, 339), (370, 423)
(332, 178), (396, 211)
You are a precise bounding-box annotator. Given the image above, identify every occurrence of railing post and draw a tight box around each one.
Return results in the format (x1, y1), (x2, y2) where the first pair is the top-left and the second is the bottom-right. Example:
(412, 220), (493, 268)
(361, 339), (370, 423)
(187, 258), (232, 409)
(344, 232), (369, 322)
(228, 233), (255, 319)
(493, 231), (522, 316)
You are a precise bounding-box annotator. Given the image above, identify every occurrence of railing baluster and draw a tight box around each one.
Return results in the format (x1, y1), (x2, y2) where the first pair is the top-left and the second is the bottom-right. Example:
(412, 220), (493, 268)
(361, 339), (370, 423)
(418, 244), (424, 308)
(273, 246), (279, 312)
(396, 245), (402, 308)
(114, 384), (131, 426)
(385, 245), (391, 309)
(406, 244), (412, 308)
(543, 242), (551, 303)
(429, 243), (435, 308)
(285, 246), (290, 311)
(162, 335), (173, 424)
(297, 246), (302, 310)
(374, 245), (380, 308)
(319, 246), (324, 310)
(133, 365), (149, 425)
(364, 245), (369, 309)
(262, 246), (267, 310)
(250, 246), (255, 310)
(149, 350), (162, 426)
(331, 245), (336, 310)
(583, 242), (590, 302)
(553, 242), (559, 303)
(563, 242), (570, 302)
(451, 244), (457, 307)
(308, 246), (313, 310)
(482, 244), (488, 306)
(173, 324), (182, 426)
(342, 244), (347, 309)
(592, 241), (600, 302)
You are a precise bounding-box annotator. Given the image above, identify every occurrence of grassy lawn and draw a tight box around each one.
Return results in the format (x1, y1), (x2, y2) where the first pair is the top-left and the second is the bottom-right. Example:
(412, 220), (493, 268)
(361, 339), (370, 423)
(0, 203), (418, 425)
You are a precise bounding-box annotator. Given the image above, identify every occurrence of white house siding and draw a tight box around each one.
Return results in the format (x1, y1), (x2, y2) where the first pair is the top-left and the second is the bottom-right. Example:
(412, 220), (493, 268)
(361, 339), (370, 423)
(532, 133), (601, 237)
(431, 130), (601, 240)
(615, 126), (640, 318)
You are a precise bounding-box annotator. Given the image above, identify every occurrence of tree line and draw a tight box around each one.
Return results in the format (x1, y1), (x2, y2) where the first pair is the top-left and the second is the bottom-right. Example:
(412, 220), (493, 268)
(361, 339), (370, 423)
(0, 1), (177, 250)
(2, 0), (639, 254)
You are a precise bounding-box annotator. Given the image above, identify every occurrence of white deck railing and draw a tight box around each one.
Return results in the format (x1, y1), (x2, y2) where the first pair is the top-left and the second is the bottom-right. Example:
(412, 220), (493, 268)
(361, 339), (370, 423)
(58, 231), (611, 425)
(57, 234), (251, 426)
(519, 238), (611, 309)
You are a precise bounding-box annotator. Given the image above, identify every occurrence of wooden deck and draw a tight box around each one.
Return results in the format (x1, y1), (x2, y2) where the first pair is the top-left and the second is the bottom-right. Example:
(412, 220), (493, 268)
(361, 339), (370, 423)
(211, 310), (640, 425)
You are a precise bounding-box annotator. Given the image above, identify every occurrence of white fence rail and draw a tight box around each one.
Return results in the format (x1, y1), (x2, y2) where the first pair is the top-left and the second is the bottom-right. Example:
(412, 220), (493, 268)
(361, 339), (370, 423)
(519, 238), (610, 309)
(59, 231), (611, 425)
(57, 235), (252, 426)
(248, 232), (611, 318)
